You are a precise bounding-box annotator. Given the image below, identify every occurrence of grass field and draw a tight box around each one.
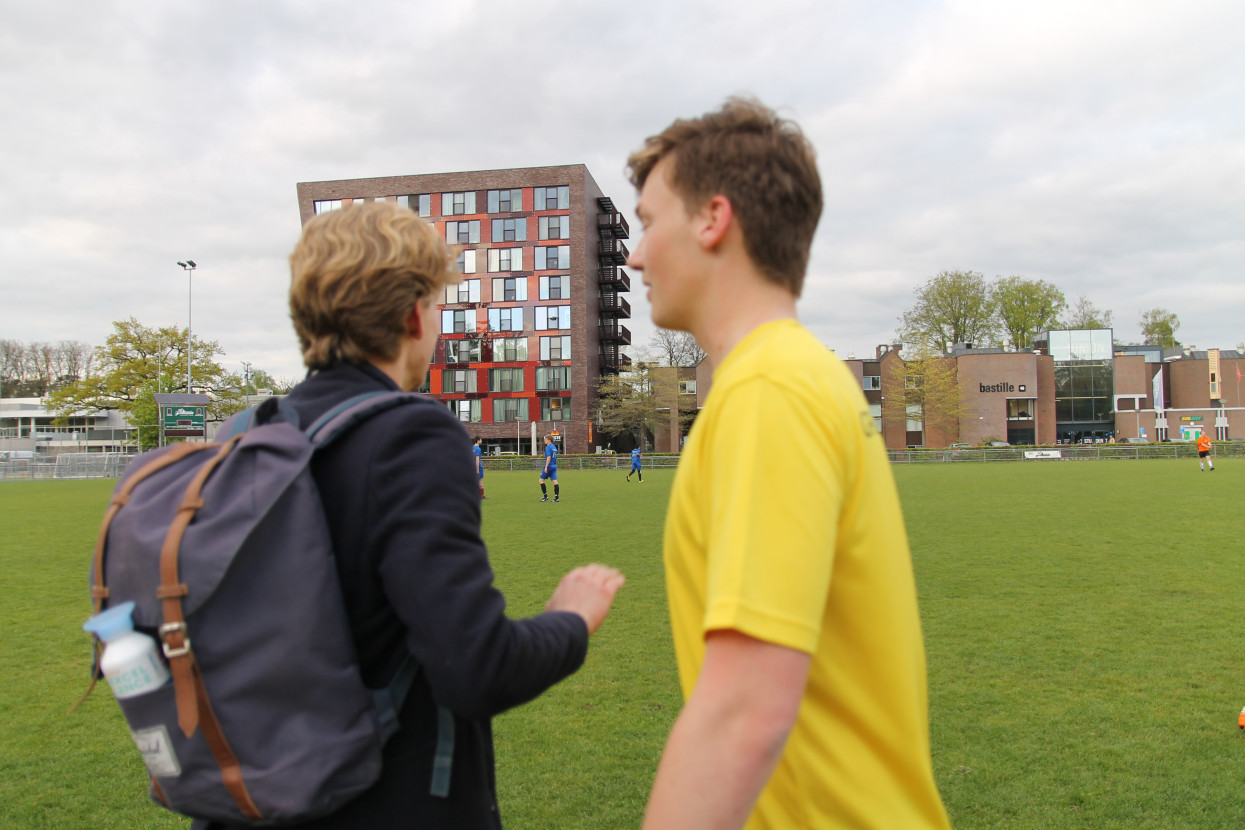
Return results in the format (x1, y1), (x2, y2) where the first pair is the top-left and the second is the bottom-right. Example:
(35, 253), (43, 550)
(1, 459), (1242, 828)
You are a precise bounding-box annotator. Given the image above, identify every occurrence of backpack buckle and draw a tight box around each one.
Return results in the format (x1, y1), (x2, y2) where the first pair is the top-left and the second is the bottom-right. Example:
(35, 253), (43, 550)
(159, 622), (192, 658)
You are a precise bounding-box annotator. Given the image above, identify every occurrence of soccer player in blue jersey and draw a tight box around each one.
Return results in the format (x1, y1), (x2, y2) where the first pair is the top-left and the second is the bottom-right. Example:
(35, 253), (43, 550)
(473, 435), (486, 499)
(626, 447), (643, 482)
(539, 434), (559, 502)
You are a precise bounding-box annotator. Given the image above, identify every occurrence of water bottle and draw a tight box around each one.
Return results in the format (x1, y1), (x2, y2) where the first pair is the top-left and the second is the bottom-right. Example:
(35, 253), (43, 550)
(83, 601), (171, 699)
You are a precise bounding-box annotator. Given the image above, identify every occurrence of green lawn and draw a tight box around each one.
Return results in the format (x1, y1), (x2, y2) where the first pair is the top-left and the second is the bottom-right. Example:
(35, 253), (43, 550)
(1, 460), (1242, 828)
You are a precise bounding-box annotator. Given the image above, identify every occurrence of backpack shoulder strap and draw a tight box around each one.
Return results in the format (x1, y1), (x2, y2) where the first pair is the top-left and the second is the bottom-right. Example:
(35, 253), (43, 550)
(306, 391), (424, 450)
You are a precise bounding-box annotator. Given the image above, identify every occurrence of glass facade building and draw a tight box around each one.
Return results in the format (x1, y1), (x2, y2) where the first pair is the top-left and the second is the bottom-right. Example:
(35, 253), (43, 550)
(1046, 329), (1115, 441)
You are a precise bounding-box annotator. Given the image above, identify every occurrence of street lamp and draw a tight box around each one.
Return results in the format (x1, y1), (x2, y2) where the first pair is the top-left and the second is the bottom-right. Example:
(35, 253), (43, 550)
(177, 261), (197, 393)
(241, 361), (252, 409)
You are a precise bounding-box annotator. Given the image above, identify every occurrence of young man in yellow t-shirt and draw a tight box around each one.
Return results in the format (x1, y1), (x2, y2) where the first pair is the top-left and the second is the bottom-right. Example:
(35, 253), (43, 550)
(626, 98), (951, 830)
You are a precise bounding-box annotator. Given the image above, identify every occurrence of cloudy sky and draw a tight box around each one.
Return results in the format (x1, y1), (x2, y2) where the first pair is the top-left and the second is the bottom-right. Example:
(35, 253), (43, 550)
(2, 0), (1242, 381)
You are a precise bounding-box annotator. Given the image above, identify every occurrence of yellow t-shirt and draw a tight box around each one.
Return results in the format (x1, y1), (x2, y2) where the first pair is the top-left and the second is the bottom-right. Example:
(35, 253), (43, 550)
(663, 320), (950, 830)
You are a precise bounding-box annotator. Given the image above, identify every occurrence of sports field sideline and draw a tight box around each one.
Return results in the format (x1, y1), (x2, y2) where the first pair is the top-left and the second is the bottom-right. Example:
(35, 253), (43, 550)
(2, 459), (1242, 828)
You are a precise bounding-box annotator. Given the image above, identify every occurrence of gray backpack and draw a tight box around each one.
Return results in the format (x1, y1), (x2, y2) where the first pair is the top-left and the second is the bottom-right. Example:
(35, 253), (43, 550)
(85, 391), (452, 825)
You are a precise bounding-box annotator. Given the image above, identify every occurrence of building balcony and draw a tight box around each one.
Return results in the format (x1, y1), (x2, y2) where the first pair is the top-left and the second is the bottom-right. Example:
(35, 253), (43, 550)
(598, 265), (631, 290)
(598, 238), (630, 264)
(599, 342), (632, 373)
(598, 321), (632, 344)
(598, 291), (631, 319)
(597, 211), (630, 239)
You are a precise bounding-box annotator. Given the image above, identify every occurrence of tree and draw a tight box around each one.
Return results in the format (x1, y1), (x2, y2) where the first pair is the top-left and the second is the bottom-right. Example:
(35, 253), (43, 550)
(990, 276), (1066, 351)
(0, 338), (93, 397)
(594, 360), (692, 449)
(649, 328), (706, 367)
(1139, 308), (1181, 349)
(898, 270), (996, 353)
(1060, 294), (1113, 330)
(48, 318), (240, 442)
(880, 347), (972, 447)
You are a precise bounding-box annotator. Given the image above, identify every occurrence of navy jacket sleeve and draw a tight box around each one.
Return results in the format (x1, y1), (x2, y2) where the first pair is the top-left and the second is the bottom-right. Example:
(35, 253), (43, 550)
(365, 400), (588, 719)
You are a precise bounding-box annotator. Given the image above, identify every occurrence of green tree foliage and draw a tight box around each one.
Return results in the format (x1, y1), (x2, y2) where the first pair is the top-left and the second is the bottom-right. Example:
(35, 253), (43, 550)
(991, 276), (1066, 350)
(1060, 294), (1114, 330)
(881, 347), (972, 446)
(594, 360), (691, 449)
(898, 270), (996, 352)
(48, 318), (240, 429)
(1139, 307), (1181, 348)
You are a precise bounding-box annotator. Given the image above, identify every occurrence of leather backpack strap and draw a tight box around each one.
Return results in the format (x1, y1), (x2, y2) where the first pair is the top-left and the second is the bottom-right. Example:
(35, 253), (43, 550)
(155, 434), (263, 821)
(91, 440), (212, 614)
(158, 436), (242, 737)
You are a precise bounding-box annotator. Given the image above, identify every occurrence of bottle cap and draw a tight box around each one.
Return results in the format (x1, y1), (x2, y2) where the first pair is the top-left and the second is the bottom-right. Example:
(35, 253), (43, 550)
(83, 601), (137, 642)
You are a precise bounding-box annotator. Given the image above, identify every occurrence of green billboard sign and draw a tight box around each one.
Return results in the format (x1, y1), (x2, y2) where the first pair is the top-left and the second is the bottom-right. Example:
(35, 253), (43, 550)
(163, 405), (205, 436)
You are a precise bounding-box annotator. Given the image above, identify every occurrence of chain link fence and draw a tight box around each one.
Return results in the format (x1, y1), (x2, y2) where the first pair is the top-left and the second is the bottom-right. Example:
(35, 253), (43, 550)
(0, 452), (136, 481)
(888, 442), (1245, 464)
(4, 443), (1241, 482)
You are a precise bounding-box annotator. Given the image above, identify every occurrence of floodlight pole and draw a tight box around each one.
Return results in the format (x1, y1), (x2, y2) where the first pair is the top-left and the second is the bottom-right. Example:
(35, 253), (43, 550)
(177, 260), (197, 393)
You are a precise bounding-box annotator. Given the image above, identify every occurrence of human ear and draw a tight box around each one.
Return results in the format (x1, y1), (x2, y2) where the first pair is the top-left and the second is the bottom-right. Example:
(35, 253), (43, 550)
(697, 194), (734, 250)
(405, 298), (427, 339)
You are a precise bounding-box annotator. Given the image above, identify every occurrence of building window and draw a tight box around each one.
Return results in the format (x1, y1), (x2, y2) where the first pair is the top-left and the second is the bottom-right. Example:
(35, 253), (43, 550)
(678, 379), (697, 395)
(539, 275), (569, 300)
(536, 367), (572, 391)
(456, 249), (477, 274)
(494, 398), (529, 422)
(540, 335), (571, 361)
(442, 370), (478, 394)
(1007, 399), (1036, 421)
(534, 185), (569, 211)
(493, 337), (528, 362)
(536, 306), (571, 331)
(446, 280), (481, 304)
(447, 399), (482, 423)
(862, 375), (881, 390)
(397, 194), (432, 217)
(535, 245), (570, 270)
(541, 396), (571, 420)
(487, 189), (523, 213)
(538, 215), (570, 240)
(314, 200), (341, 214)
(445, 220), (481, 245)
(489, 368), (525, 392)
(905, 405), (922, 433)
(487, 247), (524, 272)
(446, 339), (481, 364)
(492, 218), (527, 242)
(442, 191), (476, 216)
(488, 307), (524, 332)
(869, 402), (882, 434)
(441, 309), (477, 334)
(491, 276), (528, 302)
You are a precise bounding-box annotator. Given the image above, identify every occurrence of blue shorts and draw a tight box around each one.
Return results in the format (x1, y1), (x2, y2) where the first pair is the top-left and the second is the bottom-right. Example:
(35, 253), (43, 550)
(630, 462), (641, 471)
(540, 467), (557, 480)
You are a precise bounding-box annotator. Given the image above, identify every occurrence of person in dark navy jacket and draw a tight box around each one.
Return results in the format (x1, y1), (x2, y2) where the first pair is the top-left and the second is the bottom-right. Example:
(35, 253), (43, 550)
(198, 201), (624, 830)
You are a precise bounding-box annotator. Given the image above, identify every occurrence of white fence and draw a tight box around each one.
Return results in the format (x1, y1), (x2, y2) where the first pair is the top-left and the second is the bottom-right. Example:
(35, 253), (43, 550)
(0, 453), (135, 481)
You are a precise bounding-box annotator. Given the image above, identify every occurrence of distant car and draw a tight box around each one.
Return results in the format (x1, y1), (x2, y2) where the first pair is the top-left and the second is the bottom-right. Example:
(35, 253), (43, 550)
(906, 444), (924, 450)
(985, 441), (1011, 448)
(1120, 437), (1149, 444)
(948, 443), (972, 449)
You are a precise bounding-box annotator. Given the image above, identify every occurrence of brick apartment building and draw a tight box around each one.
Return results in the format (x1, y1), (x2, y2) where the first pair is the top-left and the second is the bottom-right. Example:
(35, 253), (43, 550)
(296, 165), (632, 455)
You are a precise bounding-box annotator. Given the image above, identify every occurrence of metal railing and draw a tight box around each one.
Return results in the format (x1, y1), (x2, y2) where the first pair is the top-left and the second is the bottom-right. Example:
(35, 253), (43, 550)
(887, 442), (1245, 464)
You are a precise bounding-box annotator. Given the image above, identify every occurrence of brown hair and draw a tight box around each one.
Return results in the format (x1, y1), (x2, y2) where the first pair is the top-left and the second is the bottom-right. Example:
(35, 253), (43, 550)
(626, 96), (822, 296)
(289, 201), (459, 368)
